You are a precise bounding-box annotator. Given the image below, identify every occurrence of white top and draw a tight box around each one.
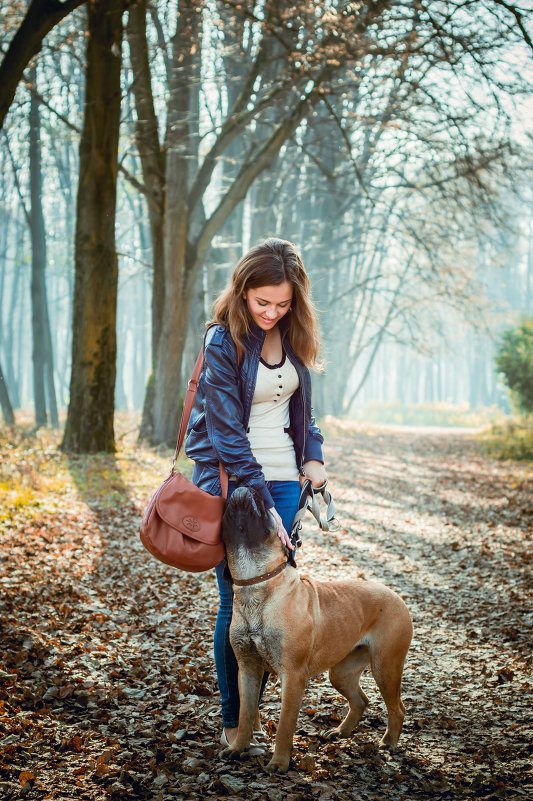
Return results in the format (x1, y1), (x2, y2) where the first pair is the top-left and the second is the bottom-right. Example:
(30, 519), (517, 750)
(247, 352), (300, 481)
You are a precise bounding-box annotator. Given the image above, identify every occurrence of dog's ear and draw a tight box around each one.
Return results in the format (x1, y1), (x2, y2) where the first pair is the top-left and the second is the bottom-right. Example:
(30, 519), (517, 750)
(248, 488), (268, 518)
(262, 505), (278, 535)
(249, 493), (262, 517)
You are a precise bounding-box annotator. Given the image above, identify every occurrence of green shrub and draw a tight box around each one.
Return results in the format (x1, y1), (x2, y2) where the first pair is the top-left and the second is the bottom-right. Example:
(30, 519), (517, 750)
(495, 317), (533, 415)
(479, 418), (533, 461)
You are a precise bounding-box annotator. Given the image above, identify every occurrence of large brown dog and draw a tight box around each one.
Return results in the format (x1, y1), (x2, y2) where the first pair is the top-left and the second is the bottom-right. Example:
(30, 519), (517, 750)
(220, 487), (413, 774)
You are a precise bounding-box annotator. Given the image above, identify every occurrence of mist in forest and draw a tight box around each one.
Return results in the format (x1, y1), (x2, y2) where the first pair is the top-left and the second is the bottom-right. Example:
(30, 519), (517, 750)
(1, 1), (532, 449)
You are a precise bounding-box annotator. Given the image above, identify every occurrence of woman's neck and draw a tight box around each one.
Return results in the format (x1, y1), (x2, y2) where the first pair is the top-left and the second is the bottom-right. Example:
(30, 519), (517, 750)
(261, 325), (283, 364)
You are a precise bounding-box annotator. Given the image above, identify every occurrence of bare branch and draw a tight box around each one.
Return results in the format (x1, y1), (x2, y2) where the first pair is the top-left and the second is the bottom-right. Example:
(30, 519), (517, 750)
(0, 0), (86, 131)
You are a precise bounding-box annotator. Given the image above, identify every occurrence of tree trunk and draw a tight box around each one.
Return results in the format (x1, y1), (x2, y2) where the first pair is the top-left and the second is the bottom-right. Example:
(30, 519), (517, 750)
(61, 0), (124, 453)
(526, 217), (532, 311)
(424, 360), (434, 403)
(29, 64), (58, 428)
(48, 109), (78, 407)
(0, 362), (15, 425)
(12, 226), (27, 407)
(148, 0), (203, 446)
(29, 68), (47, 427)
(208, 6), (250, 273)
(133, 201), (150, 409)
(126, 0), (165, 440)
(469, 335), (489, 409)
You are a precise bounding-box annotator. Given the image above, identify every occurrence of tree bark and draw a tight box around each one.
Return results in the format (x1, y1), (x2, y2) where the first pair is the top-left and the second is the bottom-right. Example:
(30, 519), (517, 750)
(29, 64), (58, 428)
(0, 361), (15, 425)
(29, 70), (47, 428)
(5, 221), (26, 408)
(0, 0), (86, 131)
(61, 0), (124, 453)
(126, 0), (165, 439)
(149, 0), (203, 446)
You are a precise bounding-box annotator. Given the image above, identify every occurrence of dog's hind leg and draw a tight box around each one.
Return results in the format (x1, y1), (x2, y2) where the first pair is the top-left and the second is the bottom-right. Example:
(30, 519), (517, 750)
(370, 646), (408, 749)
(325, 643), (370, 739)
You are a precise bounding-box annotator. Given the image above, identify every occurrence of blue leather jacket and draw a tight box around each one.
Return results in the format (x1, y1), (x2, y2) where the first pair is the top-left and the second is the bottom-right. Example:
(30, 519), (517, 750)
(185, 319), (324, 510)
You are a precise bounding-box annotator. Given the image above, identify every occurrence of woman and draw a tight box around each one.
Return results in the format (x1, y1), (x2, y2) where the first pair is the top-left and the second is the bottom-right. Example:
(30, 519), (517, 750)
(185, 237), (327, 753)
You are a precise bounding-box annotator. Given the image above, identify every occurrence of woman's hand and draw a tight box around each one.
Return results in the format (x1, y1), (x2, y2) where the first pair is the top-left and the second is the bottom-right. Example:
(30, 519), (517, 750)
(270, 507), (295, 551)
(300, 460), (327, 489)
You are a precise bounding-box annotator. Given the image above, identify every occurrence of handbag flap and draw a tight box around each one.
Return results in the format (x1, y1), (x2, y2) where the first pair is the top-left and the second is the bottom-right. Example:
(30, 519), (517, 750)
(155, 472), (225, 545)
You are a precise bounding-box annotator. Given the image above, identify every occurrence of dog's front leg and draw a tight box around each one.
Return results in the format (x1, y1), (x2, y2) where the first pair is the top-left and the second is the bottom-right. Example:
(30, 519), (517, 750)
(220, 655), (262, 759)
(266, 672), (307, 774)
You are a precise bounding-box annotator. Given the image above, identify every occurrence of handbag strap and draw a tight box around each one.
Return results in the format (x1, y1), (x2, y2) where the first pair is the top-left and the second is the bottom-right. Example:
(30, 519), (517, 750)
(172, 336), (228, 499)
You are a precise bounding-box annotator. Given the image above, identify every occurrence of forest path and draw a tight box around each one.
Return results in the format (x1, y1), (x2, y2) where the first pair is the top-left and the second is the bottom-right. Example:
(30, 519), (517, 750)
(0, 424), (531, 800)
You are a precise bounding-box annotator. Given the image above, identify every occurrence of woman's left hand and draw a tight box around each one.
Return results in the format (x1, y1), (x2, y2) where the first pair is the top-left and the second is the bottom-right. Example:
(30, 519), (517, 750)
(270, 507), (295, 550)
(300, 460), (327, 489)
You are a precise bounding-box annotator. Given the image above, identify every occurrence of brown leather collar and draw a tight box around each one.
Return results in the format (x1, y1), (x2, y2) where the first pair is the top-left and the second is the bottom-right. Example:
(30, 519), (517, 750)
(232, 560), (289, 587)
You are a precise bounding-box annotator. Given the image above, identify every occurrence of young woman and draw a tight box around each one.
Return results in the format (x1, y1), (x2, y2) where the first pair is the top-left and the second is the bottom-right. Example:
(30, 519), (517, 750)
(185, 237), (326, 753)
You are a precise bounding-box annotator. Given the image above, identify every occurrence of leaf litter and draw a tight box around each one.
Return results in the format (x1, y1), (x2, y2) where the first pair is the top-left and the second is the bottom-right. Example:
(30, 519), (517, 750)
(0, 421), (531, 800)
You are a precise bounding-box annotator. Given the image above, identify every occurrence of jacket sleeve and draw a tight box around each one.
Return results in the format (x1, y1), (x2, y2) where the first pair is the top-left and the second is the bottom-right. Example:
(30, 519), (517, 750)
(303, 414), (324, 464)
(203, 335), (275, 510)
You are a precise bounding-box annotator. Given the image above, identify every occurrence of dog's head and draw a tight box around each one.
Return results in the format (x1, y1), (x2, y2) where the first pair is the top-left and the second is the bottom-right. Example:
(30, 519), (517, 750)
(222, 486), (276, 554)
(223, 487), (297, 568)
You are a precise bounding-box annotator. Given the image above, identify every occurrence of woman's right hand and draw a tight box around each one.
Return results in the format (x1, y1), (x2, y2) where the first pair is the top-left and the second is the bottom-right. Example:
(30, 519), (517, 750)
(270, 507), (295, 551)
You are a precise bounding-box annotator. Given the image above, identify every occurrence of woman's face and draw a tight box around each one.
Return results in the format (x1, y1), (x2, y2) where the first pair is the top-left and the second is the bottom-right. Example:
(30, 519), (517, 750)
(244, 281), (293, 331)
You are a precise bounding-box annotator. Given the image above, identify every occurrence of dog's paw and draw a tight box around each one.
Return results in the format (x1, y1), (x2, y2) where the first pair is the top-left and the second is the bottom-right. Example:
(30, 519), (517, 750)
(264, 757), (290, 774)
(378, 739), (398, 753)
(219, 746), (249, 761)
(324, 725), (351, 740)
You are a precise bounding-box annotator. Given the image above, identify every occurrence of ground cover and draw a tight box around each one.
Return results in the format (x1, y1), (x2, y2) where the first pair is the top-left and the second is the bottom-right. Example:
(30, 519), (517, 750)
(0, 420), (531, 800)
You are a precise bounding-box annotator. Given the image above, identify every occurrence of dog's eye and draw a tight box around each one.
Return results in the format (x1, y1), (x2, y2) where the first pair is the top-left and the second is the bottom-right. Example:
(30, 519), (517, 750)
(238, 525), (244, 533)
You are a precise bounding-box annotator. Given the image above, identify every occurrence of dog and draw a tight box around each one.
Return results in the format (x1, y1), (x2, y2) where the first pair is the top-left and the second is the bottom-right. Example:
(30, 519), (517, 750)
(220, 486), (413, 774)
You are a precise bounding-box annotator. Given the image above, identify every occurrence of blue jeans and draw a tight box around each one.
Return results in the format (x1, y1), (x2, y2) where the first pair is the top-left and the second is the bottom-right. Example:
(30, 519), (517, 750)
(214, 480), (301, 728)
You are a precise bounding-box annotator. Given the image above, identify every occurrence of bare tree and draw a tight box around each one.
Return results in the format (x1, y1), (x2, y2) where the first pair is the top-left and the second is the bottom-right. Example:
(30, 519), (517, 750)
(127, 0), (392, 444)
(61, 0), (126, 452)
(28, 63), (58, 428)
(0, 361), (15, 424)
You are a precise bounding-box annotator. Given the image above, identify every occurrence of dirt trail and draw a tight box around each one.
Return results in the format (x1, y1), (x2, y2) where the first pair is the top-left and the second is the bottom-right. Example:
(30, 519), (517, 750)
(0, 425), (531, 800)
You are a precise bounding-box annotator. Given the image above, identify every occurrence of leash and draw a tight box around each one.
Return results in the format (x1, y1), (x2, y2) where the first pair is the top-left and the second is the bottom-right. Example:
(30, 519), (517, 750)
(290, 479), (340, 549)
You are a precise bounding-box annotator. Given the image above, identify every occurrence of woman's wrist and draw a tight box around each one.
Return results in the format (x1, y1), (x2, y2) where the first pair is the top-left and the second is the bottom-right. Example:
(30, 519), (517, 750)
(301, 460), (327, 488)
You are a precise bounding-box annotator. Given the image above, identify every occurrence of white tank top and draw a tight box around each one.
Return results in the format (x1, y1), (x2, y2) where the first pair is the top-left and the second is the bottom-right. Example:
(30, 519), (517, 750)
(247, 352), (300, 481)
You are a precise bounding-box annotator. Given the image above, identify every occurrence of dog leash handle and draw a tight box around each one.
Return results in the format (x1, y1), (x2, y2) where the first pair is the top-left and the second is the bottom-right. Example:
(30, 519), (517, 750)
(290, 479), (340, 548)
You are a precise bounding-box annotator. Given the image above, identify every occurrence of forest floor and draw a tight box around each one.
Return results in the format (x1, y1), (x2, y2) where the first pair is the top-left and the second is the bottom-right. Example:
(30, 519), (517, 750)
(0, 418), (532, 801)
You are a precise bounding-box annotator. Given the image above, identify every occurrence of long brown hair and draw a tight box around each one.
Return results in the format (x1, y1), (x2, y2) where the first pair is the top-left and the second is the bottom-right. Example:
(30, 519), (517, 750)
(210, 238), (322, 369)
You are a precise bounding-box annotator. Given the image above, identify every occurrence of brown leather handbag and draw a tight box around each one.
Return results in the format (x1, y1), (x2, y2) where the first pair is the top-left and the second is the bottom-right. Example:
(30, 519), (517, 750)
(140, 346), (228, 572)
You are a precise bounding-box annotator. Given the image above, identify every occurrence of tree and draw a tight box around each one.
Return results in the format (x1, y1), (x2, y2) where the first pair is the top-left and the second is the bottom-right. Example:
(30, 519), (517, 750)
(61, 0), (126, 452)
(125, 0), (165, 440)
(128, 0), (391, 444)
(28, 63), (58, 428)
(0, 361), (15, 425)
(253, 1), (533, 415)
(496, 317), (533, 415)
